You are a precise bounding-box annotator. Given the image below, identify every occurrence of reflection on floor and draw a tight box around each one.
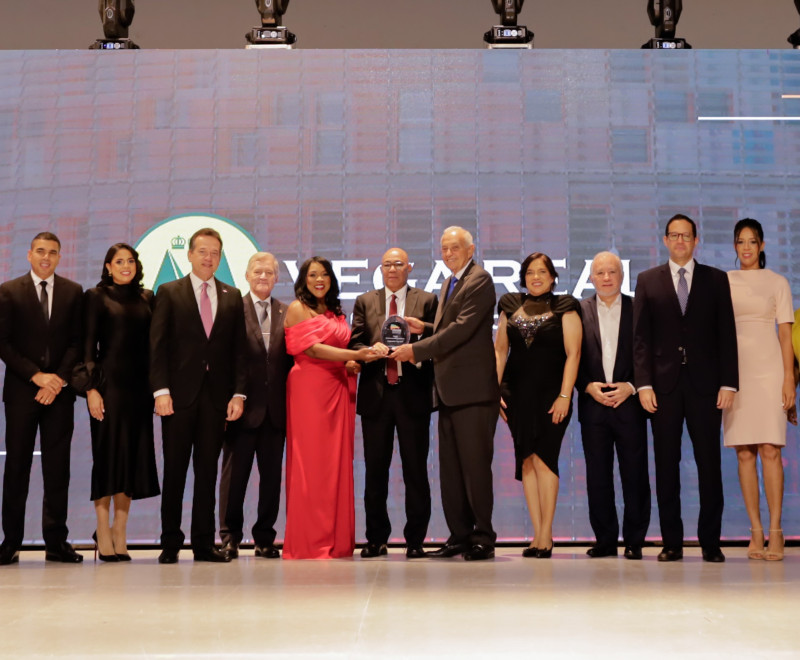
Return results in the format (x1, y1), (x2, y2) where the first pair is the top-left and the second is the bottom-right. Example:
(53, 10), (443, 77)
(0, 546), (796, 658)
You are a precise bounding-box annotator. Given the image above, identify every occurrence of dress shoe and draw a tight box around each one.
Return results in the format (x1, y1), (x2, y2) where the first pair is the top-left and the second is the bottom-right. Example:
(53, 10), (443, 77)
(586, 545), (618, 558)
(425, 542), (469, 558)
(220, 541), (239, 559)
(464, 544), (495, 561)
(254, 544), (281, 559)
(406, 546), (426, 559)
(536, 545), (553, 559)
(360, 543), (388, 558)
(702, 547), (726, 563)
(116, 553), (132, 562)
(158, 549), (179, 564)
(657, 548), (683, 562)
(92, 531), (119, 563)
(624, 546), (643, 560)
(44, 542), (84, 563)
(193, 546), (232, 563)
(522, 546), (538, 558)
(0, 544), (20, 565)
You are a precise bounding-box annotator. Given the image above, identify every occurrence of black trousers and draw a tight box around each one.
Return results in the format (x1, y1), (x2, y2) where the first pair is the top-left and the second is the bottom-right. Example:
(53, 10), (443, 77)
(160, 378), (227, 552)
(2, 399), (74, 549)
(438, 400), (498, 548)
(651, 369), (724, 550)
(580, 406), (651, 548)
(218, 413), (285, 547)
(360, 383), (431, 547)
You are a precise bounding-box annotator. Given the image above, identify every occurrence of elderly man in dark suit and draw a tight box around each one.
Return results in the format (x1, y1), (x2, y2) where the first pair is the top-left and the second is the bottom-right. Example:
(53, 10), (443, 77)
(150, 227), (247, 564)
(633, 214), (738, 563)
(0, 232), (83, 565)
(578, 251), (650, 560)
(218, 252), (292, 560)
(393, 227), (500, 561)
(348, 247), (437, 559)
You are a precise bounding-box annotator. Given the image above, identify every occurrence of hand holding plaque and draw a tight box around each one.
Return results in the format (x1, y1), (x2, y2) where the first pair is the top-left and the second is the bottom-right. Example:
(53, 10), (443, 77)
(382, 315), (410, 349)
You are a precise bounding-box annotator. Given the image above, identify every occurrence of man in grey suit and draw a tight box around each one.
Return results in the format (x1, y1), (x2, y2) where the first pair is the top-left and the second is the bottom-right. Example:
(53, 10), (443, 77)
(219, 252), (292, 559)
(393, 227), (500, 561)
(348, 248), (438, 559)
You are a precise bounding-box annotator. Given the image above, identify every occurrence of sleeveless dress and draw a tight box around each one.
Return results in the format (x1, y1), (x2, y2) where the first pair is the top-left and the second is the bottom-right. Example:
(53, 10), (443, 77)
(722, 269), (793, 447)
(283, 311), (357, 559)
(497, 292), (580, 479)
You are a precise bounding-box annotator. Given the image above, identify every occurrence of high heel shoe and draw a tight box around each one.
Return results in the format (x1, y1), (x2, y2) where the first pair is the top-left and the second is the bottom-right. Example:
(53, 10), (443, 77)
(116, 552), (132, 562)
(765, 529), (784, 562)
(747, 528), (765, 560)
(536, 545), (553, 559)
(92, 531), (120, 563)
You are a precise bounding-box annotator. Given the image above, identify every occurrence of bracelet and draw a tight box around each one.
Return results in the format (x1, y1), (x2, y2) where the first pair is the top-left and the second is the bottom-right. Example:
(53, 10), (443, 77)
(558, 393), (570, 399)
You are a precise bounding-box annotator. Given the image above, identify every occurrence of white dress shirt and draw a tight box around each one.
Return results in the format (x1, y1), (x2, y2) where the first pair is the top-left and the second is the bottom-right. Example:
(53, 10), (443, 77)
(30, 271), (54, 318)
(386, 285), (407, 377)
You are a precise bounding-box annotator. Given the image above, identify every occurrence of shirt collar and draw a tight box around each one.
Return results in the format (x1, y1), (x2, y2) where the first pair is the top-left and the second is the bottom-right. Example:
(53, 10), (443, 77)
(30, 271), (55, 288)
(250, 291), (271, 307)
(668, 259), (695, 277)
(596, 293), (622, 311)
(385, 285), (408, 303)
(189, 271), (215, 291)
(452, 259), (472, 282)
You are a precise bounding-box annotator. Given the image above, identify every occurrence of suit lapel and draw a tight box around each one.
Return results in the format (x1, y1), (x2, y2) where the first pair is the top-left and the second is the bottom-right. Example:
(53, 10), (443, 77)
(244, 294), (265, 353)
(584, 295), (602, 357)
(435, 261), (474, 329)
(24, 276), (48, 326)
(181, 276), (206, 338)
(613, 295), (632, 381)
(658, 264), (682, 316)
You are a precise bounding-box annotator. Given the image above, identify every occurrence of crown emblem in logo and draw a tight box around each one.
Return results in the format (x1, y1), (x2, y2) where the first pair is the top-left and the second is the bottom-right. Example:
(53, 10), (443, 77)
(171, 235), (186, 250)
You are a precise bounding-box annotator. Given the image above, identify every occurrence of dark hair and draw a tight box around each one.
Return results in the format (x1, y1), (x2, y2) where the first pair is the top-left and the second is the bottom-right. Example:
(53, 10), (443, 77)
(31, 232), (61, 250)
(294, 256), (343, 316)
(520, 252), (558, 290)
(189, 227), (223, 251)
(98, 243), (144, 288)
(664, 213), (697, 238)
(734, 218), (766, 269)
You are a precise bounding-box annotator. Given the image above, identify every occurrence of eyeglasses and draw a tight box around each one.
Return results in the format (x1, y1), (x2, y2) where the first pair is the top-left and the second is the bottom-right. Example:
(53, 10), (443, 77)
(381, 262), (406, 270)
(666, 232), (694, 242)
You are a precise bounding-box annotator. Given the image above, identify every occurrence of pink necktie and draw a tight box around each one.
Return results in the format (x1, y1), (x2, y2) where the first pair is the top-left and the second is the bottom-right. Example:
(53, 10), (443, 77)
(200, 282), (213, 337)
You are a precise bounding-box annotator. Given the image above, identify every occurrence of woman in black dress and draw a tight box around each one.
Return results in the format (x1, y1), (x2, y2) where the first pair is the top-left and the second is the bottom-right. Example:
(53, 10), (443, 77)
(494, 253), (582, 558)
(83, 243), (159, 561)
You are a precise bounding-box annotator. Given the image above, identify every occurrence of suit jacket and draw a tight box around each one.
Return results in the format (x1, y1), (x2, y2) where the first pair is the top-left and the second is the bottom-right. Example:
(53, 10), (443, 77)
(0, 273), (82, 404)
(577, 293), (643, 425)
(238, 294), (292, 430)
(413, 261), (500, 407)
(633, 261), (738, 396)
(149, 275), (247, 411)
(348, 285), (438, 416)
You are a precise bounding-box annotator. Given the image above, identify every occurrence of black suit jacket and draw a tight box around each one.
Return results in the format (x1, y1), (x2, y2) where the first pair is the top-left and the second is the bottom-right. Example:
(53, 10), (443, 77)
(633, 261), (738, 396)
(0, 273), (83, 404)
(149, 275), (247, 411)
(577, 294), (643, 425)
(348, 286), (438, 416)
(239, 294), (292, 430)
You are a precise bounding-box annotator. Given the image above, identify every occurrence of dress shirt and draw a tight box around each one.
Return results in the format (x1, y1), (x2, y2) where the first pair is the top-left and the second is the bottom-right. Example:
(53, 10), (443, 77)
(30, 271), (54, 318)
(386, 285), (407, 378)
(190, 272), (218, 321)
(251, 292), (271, 352)
(668, 258), (695, 294)
(596, 294), (635, 395)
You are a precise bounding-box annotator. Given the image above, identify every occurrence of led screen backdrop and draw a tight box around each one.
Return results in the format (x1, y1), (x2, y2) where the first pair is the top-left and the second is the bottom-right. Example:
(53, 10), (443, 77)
(1, 49), (800, 545)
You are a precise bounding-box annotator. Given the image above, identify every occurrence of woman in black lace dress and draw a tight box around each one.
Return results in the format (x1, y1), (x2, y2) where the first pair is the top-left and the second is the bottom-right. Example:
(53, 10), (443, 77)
(83, 243), (160, 561)
(494, 253), (582, 558)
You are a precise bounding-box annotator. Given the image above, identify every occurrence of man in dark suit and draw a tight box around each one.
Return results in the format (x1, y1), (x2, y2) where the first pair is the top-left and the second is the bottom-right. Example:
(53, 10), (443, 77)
(393, 227), (500, 561)
(218, 252), (292, 560)
(0, 232), (83, 565)
(348, 248), (438, 559)
(150, 227), (247, 564)
(577, 251), (650, 561)
(633, 214), (738, 563)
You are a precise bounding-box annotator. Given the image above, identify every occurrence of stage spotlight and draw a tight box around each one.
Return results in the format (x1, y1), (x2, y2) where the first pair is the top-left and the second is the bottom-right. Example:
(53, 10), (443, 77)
(246, 0), (297, 49)
(789, 0), (800, 48)
(90, 0), (139, 50)
(642, 0), (691, 49)
(484, 0), (534, 49)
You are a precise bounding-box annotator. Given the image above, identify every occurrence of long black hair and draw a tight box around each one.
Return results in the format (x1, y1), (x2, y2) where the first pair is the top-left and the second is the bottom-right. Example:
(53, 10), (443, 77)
(293, 256), (343, 316)
(98, 243), (145, 289)
(734, 218), (766, 269)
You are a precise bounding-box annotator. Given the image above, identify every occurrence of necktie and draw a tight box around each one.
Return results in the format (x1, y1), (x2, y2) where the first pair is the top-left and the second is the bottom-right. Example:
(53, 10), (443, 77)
(200, 282), (213, 337)
(387, 294), (398, 385)
(258, 300), (270, 353)
(446, 276), (458, 302)
(677, 267), (688, 315)
(40, 281), (49, 322)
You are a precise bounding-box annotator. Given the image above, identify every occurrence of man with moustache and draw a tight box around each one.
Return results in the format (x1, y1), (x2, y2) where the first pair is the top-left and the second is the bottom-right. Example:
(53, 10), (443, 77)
(0, 232), (83, 565)
(393, 227), (500, 561)
(348, 248), (438, 559)
(577, 251), (650, 560)
(218, 252), (292, 560)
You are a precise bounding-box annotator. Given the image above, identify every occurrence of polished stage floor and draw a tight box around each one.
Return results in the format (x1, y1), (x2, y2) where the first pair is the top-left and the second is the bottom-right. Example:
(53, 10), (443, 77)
(0, 545), (797, 658)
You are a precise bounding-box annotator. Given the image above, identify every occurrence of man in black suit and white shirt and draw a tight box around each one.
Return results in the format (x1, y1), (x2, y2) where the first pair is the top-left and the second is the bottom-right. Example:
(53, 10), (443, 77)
(0, 232), (83, 565)
(218, 252), (292, 560)
(577, 251), (650, 560)
(633, 214), (738, 563)
(348, 248), (438, 559)
(150, 228), (247, 564)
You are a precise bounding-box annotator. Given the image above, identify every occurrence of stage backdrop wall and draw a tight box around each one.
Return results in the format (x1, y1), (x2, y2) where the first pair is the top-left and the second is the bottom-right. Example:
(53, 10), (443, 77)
(1, 49), (799, 545)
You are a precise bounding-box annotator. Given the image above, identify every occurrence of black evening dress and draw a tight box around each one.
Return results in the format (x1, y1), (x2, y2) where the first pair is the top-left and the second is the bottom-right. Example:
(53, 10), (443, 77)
(83, 284), (160, 501)
(497, 292), (579, 480)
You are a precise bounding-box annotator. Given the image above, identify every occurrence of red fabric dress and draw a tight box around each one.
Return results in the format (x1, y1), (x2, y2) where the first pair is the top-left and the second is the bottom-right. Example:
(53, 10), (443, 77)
(283, 311), (357, 559)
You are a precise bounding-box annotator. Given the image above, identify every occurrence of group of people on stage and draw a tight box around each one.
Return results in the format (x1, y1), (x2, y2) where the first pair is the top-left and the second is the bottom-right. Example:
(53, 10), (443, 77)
(0, 214), (794, 566)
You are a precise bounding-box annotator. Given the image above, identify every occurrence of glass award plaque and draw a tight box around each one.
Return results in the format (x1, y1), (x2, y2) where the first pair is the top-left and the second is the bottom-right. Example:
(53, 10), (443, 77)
(381, 315), (410, 348)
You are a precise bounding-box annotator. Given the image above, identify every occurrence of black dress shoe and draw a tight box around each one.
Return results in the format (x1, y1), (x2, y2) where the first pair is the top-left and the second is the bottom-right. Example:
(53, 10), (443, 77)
(702, 547), (726, 563)
(657, 548), (683, 562)
(425, 542), (469, 558)
(193, 546), (232, 563)
(406, 546), (426, 559)
(464, 544), (495, 561)
(45, 542), (84, 563)
(522, 546), (538, 558)
(586, 545), (618, 558)
(220, 541), (239, 559)
(624, 546), (643, 560)
(360, 543), (388, 558)
(254, 544), (281, 559)
(536, 545), (553, 559)
(158, 549), (179, 564)
(0, 544), (20, 565)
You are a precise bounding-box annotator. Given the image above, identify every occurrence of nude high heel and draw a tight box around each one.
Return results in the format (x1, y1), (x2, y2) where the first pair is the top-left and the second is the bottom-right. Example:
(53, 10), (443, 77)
(747, 528), (765, 560)
(765, 529), (784, 562)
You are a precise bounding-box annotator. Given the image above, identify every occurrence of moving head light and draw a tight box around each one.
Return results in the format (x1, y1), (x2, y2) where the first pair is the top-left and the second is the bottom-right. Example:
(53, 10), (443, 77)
(642, 0), (691, 49)
(484, 0), (533, 48)
(246, 0), (297, 48)
(90, 0), (139, 50)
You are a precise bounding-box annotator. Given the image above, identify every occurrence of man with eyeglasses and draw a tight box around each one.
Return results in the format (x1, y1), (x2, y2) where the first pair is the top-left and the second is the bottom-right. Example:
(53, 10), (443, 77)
(633, 214), (738, 563)
(348, 248), (437, 559)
